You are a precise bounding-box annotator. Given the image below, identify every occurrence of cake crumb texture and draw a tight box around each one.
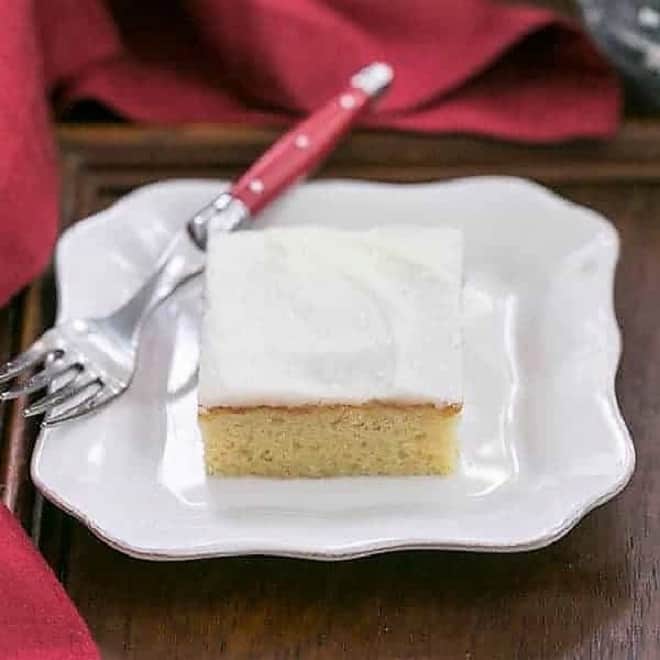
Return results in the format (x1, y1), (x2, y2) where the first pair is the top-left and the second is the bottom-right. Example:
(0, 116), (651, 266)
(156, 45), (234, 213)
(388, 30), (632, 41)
(200, 404), (459, 478)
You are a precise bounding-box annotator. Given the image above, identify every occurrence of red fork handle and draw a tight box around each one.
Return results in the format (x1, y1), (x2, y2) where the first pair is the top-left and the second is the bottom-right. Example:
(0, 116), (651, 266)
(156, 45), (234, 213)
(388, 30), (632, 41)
(230, 62), (393, 216)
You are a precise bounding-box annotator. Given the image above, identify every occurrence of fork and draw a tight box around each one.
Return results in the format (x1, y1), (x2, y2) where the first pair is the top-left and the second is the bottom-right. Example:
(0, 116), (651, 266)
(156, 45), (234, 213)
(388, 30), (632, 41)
(0, 63), (393, 426)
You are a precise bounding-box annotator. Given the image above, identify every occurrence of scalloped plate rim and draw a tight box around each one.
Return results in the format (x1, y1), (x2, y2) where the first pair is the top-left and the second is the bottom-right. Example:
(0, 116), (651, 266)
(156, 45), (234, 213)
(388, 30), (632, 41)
(31, 176), (635, 560)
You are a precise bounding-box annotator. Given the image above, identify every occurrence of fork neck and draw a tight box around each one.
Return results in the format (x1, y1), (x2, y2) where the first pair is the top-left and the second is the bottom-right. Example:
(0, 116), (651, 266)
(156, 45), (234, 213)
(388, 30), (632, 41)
(107, 229), (206, 347)
(106, 193), (250, 347)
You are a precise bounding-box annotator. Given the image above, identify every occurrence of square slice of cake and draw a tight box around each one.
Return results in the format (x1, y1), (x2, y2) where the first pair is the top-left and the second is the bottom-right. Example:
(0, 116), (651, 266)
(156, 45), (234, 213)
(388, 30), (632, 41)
(198, 225), (463, 477)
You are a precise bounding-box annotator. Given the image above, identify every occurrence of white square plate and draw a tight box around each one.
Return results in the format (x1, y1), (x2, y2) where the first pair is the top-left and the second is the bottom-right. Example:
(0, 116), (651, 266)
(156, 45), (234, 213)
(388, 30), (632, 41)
(32, 177), (634, 560)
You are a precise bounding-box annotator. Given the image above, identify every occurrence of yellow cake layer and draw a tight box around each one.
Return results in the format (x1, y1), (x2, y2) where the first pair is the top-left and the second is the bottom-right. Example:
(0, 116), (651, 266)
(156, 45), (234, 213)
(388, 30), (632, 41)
(199, 404), (460, 478)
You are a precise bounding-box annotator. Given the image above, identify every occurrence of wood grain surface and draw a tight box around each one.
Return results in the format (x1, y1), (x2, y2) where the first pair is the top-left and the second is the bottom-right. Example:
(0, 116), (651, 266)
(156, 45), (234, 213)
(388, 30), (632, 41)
(0, 122), (652, 659)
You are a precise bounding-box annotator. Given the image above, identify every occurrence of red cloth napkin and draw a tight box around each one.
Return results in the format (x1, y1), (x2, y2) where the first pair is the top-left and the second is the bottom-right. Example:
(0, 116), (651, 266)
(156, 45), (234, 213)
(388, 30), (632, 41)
(1, 0), (620, 310)
(0, 506), (99, 659)
(0, 1), (619, 657)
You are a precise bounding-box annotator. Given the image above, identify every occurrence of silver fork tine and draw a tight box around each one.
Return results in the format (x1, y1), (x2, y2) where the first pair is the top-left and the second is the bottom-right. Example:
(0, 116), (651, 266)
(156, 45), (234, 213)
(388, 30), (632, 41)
(0, 361), (80, 401)
(0, 345), (50, 385)
(24, 377), (100, 418)
(44, 387), (115, 426)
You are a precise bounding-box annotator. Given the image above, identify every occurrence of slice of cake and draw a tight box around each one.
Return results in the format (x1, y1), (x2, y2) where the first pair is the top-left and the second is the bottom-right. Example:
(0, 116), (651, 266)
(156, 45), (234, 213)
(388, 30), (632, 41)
(198, 225), (462, 477)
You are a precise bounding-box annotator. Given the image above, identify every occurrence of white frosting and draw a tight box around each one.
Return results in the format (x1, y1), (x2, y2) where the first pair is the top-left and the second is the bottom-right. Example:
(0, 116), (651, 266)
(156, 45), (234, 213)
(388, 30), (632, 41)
(198, 226), (462, 408)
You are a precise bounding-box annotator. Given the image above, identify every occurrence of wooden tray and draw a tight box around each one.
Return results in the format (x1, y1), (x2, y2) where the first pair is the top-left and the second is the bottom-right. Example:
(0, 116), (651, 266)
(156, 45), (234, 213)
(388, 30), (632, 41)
(2, 122), (659, 658)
